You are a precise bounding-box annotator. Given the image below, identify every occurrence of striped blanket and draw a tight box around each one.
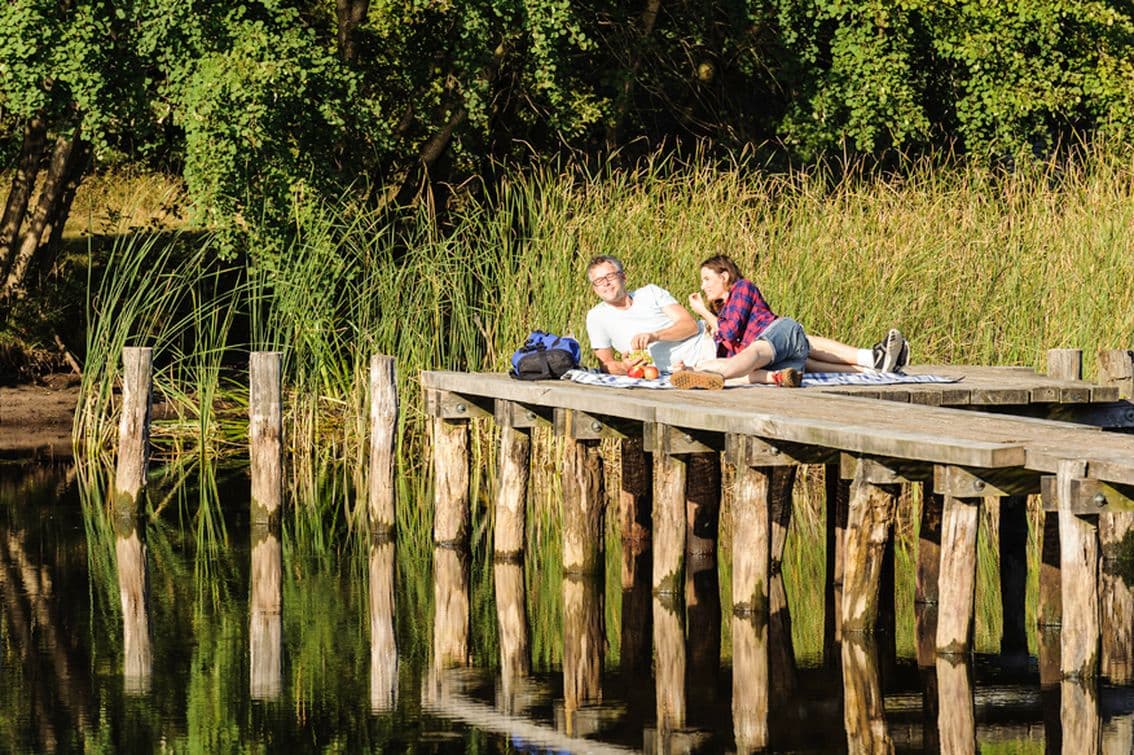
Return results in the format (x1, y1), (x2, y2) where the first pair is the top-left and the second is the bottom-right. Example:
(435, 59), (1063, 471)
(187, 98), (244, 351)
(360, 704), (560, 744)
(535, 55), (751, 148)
(562, 368), (961, 390)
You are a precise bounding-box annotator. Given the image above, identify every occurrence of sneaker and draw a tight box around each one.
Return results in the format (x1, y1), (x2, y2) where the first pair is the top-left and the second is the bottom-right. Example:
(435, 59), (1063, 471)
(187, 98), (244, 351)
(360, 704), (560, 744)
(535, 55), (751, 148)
(670, 369), (724, 390)
(771, 367), (802, 387)
(879, 328), (909, 373)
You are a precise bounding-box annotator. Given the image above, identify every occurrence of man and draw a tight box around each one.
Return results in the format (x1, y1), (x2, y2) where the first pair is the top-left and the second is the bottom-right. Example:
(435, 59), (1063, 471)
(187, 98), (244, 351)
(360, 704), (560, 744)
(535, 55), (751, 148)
(584, 255), (708, 375)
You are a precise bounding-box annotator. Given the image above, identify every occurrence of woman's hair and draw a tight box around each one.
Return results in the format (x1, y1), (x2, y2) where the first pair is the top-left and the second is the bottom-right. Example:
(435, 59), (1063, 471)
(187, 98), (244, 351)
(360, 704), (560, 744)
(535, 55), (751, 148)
(699, 254), (745, 315)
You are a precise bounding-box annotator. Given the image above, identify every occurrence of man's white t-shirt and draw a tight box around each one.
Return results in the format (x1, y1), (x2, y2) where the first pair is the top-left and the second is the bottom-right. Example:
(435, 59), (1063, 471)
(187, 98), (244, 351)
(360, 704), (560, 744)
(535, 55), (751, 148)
(585, 284), (707, 372)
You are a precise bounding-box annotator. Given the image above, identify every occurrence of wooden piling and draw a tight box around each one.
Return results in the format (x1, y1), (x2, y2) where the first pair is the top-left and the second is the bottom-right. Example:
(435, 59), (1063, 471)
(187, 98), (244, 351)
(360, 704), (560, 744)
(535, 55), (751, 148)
(824, 466), (849, 660)
(685, 452), (720, 559)
(652, 449), (687, 595)
(732, 460), (771, 617)
(493, 406), (530, 559)
(432, 417), (470, 546)
(770, 466), (796, 566)
(249, 352), (283, 524)
(936, 492), (980, 654)
(1040, 349), (1082, 630)
(1097, 349), (1134, 684)
(562, 438), (604, 575)
(619, 436), (652, 544)
(915, 483), (943, 606)
(841, 461), (898, 633)
(1058, 459), (1099, 679)
(114, 346), (153, 508)
(367, 355), (397, 534)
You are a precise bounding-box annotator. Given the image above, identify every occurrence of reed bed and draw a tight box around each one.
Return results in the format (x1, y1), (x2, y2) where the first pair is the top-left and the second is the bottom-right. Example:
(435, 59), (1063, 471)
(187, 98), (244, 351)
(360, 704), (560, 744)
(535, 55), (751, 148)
(76, 146), (1134, 546)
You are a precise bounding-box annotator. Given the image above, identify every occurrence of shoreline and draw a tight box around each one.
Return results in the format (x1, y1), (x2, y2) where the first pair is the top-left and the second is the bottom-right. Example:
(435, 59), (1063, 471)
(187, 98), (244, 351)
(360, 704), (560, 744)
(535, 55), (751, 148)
(0, 379), (80, 458)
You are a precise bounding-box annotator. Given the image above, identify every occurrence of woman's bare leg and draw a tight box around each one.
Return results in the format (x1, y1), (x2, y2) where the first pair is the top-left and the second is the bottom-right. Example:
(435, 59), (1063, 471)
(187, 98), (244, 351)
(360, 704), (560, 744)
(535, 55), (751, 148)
(806, 335), (860, 367)
(806, 358), (867, 374)
(697, 340), (775, 380)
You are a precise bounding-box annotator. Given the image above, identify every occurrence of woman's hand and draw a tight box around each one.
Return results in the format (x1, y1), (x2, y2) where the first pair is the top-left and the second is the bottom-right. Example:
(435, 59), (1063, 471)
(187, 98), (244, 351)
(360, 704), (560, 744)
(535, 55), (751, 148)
(688, 292), (709, 316)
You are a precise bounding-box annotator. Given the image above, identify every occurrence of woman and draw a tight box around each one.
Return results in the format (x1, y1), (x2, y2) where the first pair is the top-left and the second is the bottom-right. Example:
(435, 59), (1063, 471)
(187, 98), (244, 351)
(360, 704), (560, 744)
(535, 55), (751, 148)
(673, 254), (909, 389)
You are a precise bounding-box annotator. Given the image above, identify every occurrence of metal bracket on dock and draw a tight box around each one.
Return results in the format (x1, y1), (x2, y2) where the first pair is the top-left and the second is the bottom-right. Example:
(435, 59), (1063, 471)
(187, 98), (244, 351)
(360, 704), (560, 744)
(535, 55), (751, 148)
(553, 408), (638, 441)
(644, 423), (724, 456)
(840, 455), (932, 485)
(1040, 476), (1134, 514)
(494, 400), (552, 429)
(424, 389), (494, 420)
(725, 434), (833, 468)
(934, 465), (1041, 498)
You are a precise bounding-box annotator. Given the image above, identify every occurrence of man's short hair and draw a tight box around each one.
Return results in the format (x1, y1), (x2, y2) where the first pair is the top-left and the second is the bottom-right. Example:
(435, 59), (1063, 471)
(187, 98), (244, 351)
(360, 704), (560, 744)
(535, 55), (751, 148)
(586, 255), (623, 279)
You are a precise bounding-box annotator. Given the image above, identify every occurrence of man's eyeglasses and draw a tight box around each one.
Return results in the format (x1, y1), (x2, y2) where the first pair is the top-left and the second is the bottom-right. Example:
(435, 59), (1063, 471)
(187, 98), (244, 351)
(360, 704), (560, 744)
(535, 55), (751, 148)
(589, 271), (622, 287)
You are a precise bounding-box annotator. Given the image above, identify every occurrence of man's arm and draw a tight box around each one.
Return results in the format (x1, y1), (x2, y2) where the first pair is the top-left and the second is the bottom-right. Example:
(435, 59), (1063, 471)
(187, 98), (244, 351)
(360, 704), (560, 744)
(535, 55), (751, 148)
(594, 347), (629, 375)
(629, 302), (699, 350)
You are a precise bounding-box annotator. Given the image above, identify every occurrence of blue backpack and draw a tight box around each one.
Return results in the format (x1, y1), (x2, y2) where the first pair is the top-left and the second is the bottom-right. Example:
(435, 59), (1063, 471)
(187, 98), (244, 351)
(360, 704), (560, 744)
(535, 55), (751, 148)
(510, 331), (581, 380)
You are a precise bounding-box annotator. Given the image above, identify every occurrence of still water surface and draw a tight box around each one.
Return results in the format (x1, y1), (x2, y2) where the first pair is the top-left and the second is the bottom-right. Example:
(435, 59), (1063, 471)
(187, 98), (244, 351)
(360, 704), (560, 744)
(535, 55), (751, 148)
(3, 459), (1134, 753)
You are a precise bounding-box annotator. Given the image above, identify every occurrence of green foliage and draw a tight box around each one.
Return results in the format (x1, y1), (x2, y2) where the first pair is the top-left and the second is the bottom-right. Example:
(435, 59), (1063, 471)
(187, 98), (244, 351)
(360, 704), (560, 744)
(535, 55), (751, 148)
(774, 0), (1134, 156)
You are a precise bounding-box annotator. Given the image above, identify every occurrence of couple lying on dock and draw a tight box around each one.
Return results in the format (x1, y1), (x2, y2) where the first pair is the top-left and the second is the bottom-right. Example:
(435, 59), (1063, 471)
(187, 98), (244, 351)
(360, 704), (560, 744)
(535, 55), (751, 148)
(585, 254), (910, 389)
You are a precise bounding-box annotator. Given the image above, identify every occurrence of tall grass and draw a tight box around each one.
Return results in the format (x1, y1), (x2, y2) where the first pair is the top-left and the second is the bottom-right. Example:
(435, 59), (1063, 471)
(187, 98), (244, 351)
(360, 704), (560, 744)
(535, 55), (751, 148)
(77, 145), (1134, 546)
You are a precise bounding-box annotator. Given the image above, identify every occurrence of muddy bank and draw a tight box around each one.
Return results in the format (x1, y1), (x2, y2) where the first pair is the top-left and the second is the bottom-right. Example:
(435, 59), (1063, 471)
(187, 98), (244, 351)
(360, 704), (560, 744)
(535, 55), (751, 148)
(0, 377), (80, 457)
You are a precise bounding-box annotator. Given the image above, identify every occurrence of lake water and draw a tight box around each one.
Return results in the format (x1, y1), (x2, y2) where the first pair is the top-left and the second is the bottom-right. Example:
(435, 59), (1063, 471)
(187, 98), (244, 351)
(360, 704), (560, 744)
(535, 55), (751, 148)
(2, 458), (1133, 752)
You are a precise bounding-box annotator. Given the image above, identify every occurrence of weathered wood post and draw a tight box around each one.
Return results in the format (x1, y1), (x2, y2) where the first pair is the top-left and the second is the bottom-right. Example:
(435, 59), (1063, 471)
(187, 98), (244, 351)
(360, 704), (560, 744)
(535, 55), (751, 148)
(115, 346), (153, 507)
(367, 355), (397, 535)
(648, 424), (690, 595)
(620, 436), (652, 590)
(999, 495), (1030, 662)
(1040, 349), (1083, 630)
(556, 409), (606, 575)
(249, 522), (282, 700)
(250, 352), (283, 524)
(915, 481), (944, 668)
(425, 389), (475, 547)
(685, 452), (721, 559)
(935, 465), (983, 655)
(493, 401), (537, 560)
(1057, 459), (1100, 679)
(369, 536), (397, 712)
(841, 457), (900, 634)
(1097, 349), (1134, 684)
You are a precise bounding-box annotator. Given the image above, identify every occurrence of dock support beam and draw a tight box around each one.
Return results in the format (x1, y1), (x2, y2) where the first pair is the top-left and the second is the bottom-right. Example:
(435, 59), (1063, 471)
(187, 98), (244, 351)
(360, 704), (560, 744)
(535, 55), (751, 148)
(841, 458), (899, 634)
(493, 401), (537, 560)
(1057, 460), (1100, 679)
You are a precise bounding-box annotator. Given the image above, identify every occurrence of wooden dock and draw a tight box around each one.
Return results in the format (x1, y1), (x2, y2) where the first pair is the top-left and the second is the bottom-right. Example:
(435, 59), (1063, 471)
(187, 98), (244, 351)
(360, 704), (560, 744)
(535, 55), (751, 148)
(421, 354), (1134, 675)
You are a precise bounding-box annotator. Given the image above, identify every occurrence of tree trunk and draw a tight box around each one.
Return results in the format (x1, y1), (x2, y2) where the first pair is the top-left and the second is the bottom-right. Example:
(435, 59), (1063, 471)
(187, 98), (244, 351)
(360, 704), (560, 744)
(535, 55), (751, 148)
(335, 0), (370, 64)
(605, 0), (663, 152)
(0, 116), (48, 281)
(40, 139), (90, 275)
(3, 127), (83, 298)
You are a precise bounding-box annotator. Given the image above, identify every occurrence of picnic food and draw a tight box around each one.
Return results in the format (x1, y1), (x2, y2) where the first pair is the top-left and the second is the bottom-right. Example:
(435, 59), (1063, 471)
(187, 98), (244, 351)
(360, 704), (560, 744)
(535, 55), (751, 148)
(627, 365), (645, 378)
(620, 349), (653, 365)
(642, 365), (660, 380)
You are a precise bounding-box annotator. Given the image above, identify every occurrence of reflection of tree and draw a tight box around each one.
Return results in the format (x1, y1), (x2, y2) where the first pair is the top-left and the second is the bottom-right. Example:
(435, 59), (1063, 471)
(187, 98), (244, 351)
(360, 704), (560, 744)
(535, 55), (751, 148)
(1, 523), (93, 748)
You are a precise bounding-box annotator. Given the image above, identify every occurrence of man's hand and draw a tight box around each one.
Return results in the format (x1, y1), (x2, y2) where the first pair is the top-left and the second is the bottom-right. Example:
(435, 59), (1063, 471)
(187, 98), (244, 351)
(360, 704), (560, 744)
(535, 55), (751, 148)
(629, 331), (656, 350)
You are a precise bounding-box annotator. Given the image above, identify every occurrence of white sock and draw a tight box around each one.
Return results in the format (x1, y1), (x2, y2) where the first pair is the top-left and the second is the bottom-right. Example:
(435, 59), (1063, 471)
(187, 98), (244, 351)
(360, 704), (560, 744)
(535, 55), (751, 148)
(856, 348), (874, 368)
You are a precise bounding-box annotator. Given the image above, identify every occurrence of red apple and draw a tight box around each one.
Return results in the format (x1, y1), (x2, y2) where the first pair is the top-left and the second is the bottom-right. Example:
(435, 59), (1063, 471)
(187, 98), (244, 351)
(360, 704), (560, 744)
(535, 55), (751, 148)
(642, 365), (660, 380)
(627, 365), (645, 378)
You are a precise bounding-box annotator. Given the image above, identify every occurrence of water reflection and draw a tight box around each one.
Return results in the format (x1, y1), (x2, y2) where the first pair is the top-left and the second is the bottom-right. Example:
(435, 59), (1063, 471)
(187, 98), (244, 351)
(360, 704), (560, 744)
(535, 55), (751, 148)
(936, 654), (975, 755)
(249, 522), (282, 700)
(731, 607), (768, 753)
(114, 506), (152, 694)
(433, 546), (470, 670)
(841, 634), (891, 753)
(369, 537), (397, 712)
(562, 574), (604, 736)
(494, 560), (529, 714)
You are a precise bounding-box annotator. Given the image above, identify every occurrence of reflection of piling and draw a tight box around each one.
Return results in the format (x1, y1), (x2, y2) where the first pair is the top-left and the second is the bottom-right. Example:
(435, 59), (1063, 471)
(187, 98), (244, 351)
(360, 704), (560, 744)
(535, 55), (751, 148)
(841, 635), (891, 753)
(1062, 678), (1101, 754)
(115, 347), (152, 507)
(250, 352), (283, 524)
(731, 609), (768, 753)
(652, 593), (685, 737)
(115, 510), (152, 695)
(369, 537), (397, 712)
(433, 547), (470, 669)
(249, 522), (283, 700)
(562, 574), (603, 735)
(367, 355), (397, 534)
(999, 495), (1029, 662)
(935, 654), (975, 755)
(494, 562), (530, 714)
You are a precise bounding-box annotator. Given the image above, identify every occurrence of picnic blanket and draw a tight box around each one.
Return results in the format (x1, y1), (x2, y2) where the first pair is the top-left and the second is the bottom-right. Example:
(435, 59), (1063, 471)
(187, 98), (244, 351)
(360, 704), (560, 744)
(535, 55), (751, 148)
(561, 368), (961, 390)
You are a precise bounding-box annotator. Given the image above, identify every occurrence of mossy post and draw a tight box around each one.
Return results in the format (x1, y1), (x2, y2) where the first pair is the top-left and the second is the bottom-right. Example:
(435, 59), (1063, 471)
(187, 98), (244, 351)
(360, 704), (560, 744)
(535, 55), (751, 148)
(114, 346), (152, 509)
(367, 355), (397, 535)
(1098, 349), (1134, 684)
(250, 352), (283, 525)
